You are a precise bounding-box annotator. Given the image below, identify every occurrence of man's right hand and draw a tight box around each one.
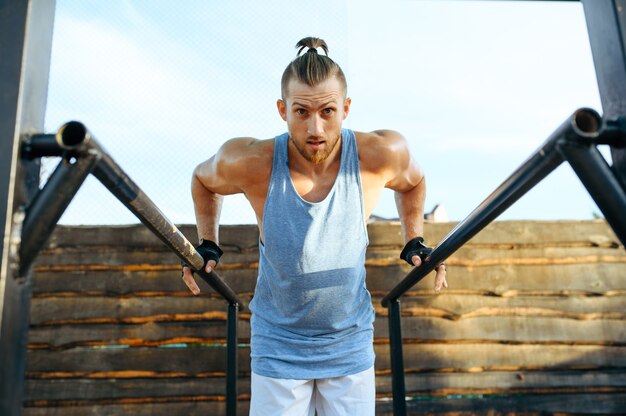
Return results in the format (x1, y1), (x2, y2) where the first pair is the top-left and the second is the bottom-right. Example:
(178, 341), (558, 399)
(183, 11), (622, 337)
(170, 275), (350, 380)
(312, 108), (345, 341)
(181, 239), (223, 295)
(182, 260), (217, 295)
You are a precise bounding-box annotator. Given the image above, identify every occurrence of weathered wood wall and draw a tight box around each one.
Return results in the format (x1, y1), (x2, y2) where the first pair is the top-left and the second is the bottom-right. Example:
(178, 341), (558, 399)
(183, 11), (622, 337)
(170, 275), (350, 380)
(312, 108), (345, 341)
(22, 220), (626, 415)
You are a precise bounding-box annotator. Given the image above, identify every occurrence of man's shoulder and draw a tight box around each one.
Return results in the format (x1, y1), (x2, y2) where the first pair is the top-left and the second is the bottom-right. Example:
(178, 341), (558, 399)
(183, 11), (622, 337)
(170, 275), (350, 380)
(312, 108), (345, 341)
(222, 136), (274, 153)
(354, 130), (407, 172)
(219, 136), (275, 164)
(354, 129), (405, 146)
(210, 137), (275, 185)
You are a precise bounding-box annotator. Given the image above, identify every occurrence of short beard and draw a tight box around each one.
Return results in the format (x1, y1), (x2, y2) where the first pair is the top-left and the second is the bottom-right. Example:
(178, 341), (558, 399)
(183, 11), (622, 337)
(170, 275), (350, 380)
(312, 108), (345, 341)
(290, 134), (341, 165)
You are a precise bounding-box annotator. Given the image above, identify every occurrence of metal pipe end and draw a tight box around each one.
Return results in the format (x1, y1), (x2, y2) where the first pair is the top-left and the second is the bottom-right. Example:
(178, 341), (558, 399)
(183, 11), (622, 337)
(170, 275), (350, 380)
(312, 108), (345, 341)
(572, 108), (602, 137)
(56, 121), (91, 149)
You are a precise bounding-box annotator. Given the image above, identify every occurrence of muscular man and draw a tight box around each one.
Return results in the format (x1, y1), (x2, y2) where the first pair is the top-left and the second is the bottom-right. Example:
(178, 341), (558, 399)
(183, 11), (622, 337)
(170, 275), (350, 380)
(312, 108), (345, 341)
(182, 36), (447, 416)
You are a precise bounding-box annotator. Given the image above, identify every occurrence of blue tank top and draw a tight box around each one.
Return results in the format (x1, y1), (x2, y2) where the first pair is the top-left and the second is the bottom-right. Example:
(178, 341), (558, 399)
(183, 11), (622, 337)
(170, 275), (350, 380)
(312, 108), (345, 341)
(249, 129), (375, 379)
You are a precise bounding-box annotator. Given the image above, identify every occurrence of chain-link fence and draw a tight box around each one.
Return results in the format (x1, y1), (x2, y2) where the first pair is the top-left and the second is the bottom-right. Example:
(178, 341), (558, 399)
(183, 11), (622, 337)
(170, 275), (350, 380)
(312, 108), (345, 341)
(44, 0), (602, 226)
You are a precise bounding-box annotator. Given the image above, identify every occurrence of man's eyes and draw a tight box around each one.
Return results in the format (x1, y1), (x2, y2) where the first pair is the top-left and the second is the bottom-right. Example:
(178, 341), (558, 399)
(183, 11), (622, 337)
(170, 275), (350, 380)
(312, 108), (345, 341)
(294, 108), (335, 115)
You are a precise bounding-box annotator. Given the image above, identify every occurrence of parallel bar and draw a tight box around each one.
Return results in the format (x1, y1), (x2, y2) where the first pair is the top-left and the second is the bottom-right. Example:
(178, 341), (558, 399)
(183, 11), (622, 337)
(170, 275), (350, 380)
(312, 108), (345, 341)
(388, 299), (407, 416)
(19, 152), (100, 274)
(382, 108), (602, 307)
(36, 122), (243, 307)
(558, 141), (626, 247)
(226, 302), (239, 416)
(91, 160), (242, 306)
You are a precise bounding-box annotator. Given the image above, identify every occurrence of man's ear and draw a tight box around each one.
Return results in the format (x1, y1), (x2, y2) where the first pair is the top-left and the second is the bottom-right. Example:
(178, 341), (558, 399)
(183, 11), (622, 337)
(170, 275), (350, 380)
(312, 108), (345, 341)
(277, 99), (287, 121)
(343, 97), (352, 120)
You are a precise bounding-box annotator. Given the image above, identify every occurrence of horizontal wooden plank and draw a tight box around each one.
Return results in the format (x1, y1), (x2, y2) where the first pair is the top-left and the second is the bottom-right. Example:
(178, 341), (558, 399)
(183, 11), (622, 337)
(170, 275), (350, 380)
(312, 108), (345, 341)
(372, 294), (626, 318)
(388, 369), (626, 394)
(27, 322), (250, 349)
(44, 221), (621, 248)
(374, 316), (626, 344)
(366, 262), (626, 294)
(31, 260), (626, 296)
(25, 378), (246, 401)
(421, 220), (621, 247)
(23, 401), (250, 416)
(377, 393), (626, 415)
(27, 315), (626, 350)
(33, 240), (625, 269)
(26, 347), (252, 374)
(22, 394), (626, 416)
(29, 293), (626, 327)
(376, 344), (626, 372)
(24, 370), (626, 402)
(29, 296), (252, 326)
(26, 344), (626, 376)
(44, 224), (260, 250)
(31, 269), (258, 295)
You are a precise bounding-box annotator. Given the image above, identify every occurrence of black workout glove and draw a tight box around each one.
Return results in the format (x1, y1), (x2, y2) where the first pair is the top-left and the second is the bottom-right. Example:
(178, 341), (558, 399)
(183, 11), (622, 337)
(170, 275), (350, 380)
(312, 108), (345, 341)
(181, 239), (224, 273)
(400, 237), (433, 266)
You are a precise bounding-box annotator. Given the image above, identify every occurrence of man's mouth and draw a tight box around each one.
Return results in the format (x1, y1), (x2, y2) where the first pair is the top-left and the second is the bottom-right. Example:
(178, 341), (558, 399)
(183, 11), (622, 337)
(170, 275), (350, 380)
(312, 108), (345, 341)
(307, 140), (326, 150)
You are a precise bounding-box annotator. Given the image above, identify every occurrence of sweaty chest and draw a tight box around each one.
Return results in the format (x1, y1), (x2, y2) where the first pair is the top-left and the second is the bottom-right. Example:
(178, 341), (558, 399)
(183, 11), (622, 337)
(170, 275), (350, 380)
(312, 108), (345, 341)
(289, 166), (340, 203)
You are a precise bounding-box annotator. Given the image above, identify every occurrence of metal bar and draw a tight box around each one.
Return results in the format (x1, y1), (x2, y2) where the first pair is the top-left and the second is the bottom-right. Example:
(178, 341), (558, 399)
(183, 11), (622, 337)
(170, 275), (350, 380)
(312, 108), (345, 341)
(558, 141), (626, 247)
(91, 158), (242, 306)
(19, 152), (101, 274)
(0, 1), (56, 415)
(382, 108), (602, 307)
(581, 0), (626, 193)
(226, 302), (239, 416)
(20, 133), (66, 159)
(30, 122), (243, 307)
(388, 299), (407, 416)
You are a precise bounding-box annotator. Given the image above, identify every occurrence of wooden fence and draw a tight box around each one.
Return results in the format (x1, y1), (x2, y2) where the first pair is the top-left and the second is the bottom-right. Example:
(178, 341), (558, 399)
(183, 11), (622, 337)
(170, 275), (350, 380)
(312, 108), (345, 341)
(22, 220), (626, 415)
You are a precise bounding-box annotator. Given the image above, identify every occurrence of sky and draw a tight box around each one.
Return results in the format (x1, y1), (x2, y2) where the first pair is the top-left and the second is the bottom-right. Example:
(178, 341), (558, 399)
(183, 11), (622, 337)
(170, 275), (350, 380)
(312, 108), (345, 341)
(44, 0), (605, 226)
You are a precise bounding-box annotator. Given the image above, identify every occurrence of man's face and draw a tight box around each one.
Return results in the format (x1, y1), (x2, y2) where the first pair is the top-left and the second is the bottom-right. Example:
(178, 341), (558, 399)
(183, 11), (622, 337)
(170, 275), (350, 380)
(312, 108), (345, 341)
(277, 77), (351, 164)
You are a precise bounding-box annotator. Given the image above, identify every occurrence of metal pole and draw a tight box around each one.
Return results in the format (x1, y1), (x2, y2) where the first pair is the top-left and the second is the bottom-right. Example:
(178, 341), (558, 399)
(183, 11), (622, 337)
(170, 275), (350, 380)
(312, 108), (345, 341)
(226, 302), (239, 416)
(30, 122), (243, 307)
(0, 1), (56, 415)
(582, 0), (626, 190)
(388, 299), (407, 416)
(19, 152), (101, 274)
(558, 141), (626, 246)
(382, 108), (601, 307)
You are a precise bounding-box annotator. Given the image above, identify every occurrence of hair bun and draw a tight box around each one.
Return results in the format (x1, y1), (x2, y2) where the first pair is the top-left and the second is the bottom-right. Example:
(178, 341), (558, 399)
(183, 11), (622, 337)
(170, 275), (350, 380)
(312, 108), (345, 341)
(296, 37), (328, 56)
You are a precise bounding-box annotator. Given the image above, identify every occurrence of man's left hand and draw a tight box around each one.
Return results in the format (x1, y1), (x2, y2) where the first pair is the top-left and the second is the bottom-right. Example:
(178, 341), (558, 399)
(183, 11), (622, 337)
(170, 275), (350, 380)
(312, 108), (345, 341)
(410, 255), (448, 293)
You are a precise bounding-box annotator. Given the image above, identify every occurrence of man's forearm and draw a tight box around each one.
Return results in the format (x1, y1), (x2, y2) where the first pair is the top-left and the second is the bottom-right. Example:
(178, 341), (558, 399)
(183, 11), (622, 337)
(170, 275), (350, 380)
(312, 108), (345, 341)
(192, 174), (223, 244)
(394, 176), (426, 243)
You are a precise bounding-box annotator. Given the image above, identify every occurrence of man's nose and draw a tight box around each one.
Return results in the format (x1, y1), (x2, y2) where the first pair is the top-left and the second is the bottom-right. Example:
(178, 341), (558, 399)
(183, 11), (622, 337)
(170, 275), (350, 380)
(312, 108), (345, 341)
(307, 115), (323, 136)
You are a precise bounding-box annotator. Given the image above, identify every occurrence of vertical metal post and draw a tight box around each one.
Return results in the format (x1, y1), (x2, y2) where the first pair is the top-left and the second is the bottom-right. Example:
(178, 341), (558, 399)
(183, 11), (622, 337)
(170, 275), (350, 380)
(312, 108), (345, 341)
(226, 302), (239, 416)
(388, 299), (407, 416)
(0, 1), (56, 415)
(581, 0), (626, 189)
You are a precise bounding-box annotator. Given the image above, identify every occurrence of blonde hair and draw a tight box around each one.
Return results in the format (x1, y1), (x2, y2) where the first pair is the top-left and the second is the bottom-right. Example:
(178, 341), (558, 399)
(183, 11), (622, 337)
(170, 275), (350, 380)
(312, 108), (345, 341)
(281, 37), (347, 99)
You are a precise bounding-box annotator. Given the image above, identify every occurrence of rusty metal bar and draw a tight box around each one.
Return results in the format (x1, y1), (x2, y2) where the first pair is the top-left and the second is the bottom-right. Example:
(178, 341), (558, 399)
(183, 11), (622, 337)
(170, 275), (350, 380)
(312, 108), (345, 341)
(25, 121), (243, 307)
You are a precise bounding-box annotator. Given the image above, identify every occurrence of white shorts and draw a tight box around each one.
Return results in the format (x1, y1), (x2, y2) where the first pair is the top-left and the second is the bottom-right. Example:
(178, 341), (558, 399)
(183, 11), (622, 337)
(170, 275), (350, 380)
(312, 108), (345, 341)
(249, 366), (375, 416)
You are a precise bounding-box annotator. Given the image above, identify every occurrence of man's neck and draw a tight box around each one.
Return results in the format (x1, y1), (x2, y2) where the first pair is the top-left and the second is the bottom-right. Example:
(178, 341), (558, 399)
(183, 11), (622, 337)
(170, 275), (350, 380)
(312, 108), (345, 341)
(287, 139), (343, 177)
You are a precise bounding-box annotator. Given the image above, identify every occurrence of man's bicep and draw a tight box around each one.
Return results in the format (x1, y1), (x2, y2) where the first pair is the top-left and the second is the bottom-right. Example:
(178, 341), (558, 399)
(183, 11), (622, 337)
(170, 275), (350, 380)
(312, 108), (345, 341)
(385, 160), (424, 193)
